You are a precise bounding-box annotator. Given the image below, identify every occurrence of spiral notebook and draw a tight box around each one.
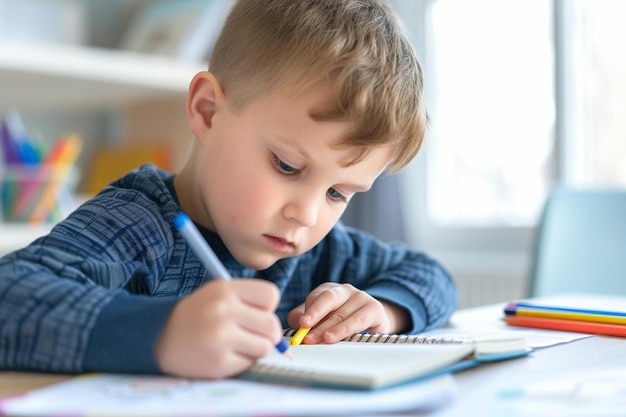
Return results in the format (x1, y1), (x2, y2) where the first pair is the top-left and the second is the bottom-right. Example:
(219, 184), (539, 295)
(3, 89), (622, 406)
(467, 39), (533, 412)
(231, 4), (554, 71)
(238, 330), (530, 390)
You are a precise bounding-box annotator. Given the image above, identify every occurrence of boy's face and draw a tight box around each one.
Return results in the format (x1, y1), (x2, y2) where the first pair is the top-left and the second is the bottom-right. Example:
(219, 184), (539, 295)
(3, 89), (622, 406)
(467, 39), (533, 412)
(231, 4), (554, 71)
(192, 81), (393, 270)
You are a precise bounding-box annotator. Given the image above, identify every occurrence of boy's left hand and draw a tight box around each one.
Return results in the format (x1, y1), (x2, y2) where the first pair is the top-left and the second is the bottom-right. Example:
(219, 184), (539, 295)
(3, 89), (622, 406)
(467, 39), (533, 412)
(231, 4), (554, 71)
(286, 283), (407, 344)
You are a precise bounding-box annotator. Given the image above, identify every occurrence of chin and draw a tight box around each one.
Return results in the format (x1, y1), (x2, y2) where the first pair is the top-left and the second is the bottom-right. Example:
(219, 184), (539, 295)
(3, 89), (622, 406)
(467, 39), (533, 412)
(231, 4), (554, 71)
(237, 254), (281, 271)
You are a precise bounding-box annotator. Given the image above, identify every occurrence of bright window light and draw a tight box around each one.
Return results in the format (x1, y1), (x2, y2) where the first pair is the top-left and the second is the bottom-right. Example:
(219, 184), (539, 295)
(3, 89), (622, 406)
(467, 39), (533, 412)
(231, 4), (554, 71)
(426, 0), (555, 226)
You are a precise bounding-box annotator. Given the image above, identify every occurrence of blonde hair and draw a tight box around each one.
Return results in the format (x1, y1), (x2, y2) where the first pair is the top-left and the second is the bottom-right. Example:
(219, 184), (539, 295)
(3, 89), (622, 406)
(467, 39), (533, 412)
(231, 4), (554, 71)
(209, 0), (426, 173)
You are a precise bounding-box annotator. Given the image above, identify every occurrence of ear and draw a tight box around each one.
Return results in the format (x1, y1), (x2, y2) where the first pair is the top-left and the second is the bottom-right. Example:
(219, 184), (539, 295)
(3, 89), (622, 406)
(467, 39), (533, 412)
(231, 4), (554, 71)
(186, 71), (226, 141)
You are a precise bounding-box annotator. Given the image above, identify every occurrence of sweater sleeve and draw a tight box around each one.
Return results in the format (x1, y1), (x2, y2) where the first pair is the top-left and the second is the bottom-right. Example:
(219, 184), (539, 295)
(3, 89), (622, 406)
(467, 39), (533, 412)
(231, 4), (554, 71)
(0, 189), (178, 374)
(312, 222), (457, 333)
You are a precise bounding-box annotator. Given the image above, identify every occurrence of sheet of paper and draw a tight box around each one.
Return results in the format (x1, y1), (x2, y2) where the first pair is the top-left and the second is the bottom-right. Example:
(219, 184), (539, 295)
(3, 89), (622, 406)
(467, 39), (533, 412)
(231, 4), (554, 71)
(440, 301), (591, 348)
(518, 293), (626, 313)
(0, 373), (457, 416)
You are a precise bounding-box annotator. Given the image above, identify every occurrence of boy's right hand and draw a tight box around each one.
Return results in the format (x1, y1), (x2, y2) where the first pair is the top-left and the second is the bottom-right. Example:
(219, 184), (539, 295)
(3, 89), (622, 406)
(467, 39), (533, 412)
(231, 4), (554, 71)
(155, 279), (283, 379)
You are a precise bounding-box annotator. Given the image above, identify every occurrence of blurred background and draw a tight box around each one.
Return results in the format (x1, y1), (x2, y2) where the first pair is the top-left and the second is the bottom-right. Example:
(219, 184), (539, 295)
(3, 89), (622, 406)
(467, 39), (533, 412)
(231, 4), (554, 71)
(1, 0), (625, 308)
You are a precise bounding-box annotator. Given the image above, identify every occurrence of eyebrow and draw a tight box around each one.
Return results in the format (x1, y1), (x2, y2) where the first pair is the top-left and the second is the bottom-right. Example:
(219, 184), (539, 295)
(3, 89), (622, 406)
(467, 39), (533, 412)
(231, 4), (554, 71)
(273, 135), (310, 158)
(272, 135), (374, 192)
(345, 185), (372, 194)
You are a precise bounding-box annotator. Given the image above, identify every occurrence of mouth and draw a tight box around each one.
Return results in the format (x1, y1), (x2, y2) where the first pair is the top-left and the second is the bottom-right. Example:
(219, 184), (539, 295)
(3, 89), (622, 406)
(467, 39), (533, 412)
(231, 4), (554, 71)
(263, 235), (296, 253)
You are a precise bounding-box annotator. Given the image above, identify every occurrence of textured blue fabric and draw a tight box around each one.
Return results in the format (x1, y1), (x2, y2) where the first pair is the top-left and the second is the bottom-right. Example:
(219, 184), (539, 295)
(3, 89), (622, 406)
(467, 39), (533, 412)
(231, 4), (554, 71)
(0, 164), (457, 374)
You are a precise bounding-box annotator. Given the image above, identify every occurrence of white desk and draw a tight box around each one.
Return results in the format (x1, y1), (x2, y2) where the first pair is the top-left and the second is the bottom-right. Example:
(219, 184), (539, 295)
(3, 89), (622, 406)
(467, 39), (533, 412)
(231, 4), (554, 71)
(431, 333), (626, 416)
(1, 301), (625, 416)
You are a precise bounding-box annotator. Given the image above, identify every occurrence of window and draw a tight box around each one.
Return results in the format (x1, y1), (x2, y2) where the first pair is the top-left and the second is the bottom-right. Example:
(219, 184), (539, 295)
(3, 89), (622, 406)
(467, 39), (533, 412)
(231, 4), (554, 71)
(392, 0), (553, 260)
(395, 0), (626, 237)
(426, 0), (555, 227)
(389, 0), (626, 306)
(561, 0), (626, 187)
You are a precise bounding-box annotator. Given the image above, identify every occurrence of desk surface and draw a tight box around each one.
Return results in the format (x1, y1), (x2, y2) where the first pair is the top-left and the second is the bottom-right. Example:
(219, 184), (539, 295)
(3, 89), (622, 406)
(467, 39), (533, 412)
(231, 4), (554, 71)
(2, 308), (626, 416)
(432, 334), (626, 416)
(0, 372), (69, 397)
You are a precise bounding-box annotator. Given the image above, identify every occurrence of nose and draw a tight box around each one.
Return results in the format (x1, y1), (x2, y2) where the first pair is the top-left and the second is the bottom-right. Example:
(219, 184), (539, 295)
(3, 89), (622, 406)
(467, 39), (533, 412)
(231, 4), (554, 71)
(282, 193), (320, 227)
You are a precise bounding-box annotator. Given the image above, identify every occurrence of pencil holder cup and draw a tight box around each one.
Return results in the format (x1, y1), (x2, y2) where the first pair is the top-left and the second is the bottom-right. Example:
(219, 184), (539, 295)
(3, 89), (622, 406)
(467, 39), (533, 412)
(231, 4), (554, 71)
(0, 163), (79, 224)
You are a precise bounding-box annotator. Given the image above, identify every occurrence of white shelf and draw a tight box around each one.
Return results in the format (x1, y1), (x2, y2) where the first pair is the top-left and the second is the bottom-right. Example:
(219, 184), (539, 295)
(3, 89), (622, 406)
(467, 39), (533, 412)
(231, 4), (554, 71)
(0, 41), (203, 242)
(0, 40), (205, 111)
(0, 224), (51, 256)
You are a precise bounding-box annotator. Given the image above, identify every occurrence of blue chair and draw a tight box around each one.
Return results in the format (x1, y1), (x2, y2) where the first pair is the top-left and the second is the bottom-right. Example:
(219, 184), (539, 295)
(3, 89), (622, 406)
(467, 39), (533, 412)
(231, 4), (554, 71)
(530, 187), (626, 297)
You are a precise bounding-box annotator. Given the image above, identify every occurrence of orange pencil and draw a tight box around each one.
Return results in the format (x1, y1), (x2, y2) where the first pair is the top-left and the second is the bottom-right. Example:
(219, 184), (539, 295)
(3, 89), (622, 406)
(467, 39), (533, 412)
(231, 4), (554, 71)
(13, 135), (79, 217)
(504, 315), (626, 337)
(27, 135), (82, 223)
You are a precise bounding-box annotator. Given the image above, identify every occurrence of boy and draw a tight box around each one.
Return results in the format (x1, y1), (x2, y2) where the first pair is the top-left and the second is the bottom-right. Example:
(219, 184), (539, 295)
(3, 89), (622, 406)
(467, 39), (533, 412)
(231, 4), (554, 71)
(0, 0), (456, 379)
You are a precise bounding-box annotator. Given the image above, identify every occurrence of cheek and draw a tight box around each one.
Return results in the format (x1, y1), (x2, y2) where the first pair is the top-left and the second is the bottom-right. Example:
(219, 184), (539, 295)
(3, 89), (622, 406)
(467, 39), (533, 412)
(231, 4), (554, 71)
(220, 171), (281, 225)
(321, 210), (344, 233)
(304, 207), (346, 248)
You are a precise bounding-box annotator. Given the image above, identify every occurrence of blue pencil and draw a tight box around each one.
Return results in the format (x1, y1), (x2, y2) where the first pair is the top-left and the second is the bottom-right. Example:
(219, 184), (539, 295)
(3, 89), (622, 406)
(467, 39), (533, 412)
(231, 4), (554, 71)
(173, 212), (292, 358)
(510, 302), (626, 317)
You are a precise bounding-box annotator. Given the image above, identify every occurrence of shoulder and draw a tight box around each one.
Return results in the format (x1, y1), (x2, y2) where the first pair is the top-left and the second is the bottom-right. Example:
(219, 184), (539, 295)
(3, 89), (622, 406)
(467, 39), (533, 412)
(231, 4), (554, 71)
(323, 221), (404, 256)
(51, 164), (179, 255)
(290, 221), (409, 272)
(99, 164), (177, 209)
(77, 164), (178, 219)
(319, 221), (440, 277)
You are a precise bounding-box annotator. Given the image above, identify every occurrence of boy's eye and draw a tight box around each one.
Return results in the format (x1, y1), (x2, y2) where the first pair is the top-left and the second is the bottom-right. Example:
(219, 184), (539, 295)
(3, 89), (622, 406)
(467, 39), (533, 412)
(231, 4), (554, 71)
(272, 155), (299, 175)
(327, 187), (348, 203)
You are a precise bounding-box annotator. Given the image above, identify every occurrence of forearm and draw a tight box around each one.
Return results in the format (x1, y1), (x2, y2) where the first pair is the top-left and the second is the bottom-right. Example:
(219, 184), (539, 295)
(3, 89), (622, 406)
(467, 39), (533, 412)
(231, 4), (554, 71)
(0, 255), (114, 372)
(83, 293), (178, 374)
(367, 264), (458, 334)
(0, 221), (171, 373)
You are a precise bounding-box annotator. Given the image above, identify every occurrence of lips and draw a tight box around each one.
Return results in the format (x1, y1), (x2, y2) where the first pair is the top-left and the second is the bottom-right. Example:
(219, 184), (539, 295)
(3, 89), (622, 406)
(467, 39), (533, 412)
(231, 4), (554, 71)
(263, 234), (296, 253)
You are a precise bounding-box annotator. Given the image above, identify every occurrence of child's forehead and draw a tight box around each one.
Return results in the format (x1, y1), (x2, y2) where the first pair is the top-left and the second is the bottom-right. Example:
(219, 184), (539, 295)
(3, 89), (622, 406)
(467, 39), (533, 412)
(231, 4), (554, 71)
(231, 80), (339, 122)
(271, 130), (394, 177)
(227, 78), (399, 169)
(272, 79), (338, 109)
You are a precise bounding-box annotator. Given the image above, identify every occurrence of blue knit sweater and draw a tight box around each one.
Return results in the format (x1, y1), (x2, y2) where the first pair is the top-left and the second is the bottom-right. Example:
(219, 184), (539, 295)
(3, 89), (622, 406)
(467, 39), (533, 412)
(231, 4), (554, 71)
(0, 164), (457, 374)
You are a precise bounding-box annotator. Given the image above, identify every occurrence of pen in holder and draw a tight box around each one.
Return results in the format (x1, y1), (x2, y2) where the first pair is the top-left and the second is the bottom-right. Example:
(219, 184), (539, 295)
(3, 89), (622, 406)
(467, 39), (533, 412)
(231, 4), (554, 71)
(1, 112), (82, 225)
(0, 162), (79, 224)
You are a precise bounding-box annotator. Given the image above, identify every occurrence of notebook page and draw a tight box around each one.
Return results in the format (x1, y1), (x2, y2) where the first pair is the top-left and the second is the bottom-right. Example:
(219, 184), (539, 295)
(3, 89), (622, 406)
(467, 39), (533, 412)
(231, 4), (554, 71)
(245, 341), (475, 389)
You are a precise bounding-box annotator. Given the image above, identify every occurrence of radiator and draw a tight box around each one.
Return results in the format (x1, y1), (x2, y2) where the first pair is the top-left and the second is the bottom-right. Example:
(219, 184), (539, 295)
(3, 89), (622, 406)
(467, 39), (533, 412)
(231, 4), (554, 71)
(454, 272), (528, 309)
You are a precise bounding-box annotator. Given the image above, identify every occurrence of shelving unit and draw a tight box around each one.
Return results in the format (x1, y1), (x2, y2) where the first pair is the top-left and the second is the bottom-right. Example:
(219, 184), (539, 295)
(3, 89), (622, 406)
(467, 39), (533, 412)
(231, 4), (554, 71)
(0, 40), (205, 250)
(0, 40), (204, 112)
(0, 224), (51, 256)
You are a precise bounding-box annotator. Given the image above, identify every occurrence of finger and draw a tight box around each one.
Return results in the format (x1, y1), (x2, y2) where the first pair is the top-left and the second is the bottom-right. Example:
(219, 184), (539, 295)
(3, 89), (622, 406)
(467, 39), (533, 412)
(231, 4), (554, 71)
(204, 314), (281, 362)
(223, 295), (284, 344)
(233, 279), (280, 311)
(321, 305), (382, 344)
(239, 312), (284, 347)
(302, 282), (338, 310)
(305, 297), (364, 343)
(300, 284), (352, 328)
(165, 321), (260, 379)
(231, 325), (278, 361)
(193, 329), (275, 378)
(287, 304), (305, 328)
(309, 289), (388, 344)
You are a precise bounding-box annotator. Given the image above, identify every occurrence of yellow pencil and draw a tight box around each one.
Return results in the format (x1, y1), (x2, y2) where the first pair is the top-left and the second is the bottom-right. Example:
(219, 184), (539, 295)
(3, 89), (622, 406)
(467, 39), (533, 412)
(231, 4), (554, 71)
(27, 135), (82, 223)
(289, 327), (311, 346)
(15, 135), (82, 217)
(514, 308), (626, 325)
